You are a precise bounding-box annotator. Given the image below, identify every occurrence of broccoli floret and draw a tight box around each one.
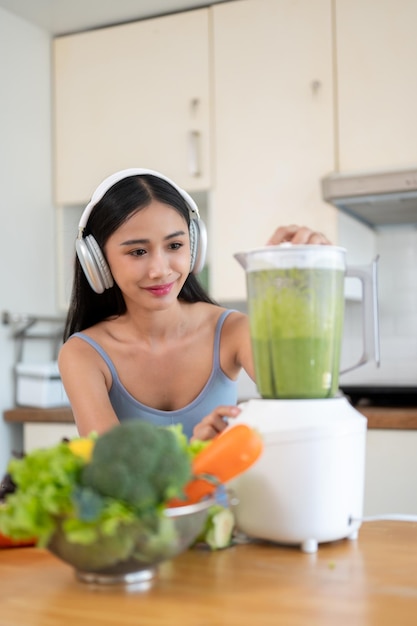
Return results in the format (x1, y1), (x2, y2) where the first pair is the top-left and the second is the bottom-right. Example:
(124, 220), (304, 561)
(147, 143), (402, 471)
(80, 421), (192, 513)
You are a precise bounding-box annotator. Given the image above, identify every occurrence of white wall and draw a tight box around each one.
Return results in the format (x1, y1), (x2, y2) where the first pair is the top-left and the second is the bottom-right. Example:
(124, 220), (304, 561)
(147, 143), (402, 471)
(340, 223), (417, 385)
(0, 8), (57, 476)
(375, 225), (417, 376)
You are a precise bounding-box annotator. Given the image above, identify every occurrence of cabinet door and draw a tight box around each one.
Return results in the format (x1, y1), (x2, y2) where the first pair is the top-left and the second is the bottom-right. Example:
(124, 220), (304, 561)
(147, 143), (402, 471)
(365, 430), (417, 516)
(54, 9), (210, 205)
(336, 0), (417, 171)
(211, 0), (336, 301)
(24, 423), (79, 453)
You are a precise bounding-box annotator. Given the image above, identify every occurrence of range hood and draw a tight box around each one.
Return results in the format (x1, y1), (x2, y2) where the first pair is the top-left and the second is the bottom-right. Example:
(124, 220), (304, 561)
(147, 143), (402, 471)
(322, 168), (417, 227)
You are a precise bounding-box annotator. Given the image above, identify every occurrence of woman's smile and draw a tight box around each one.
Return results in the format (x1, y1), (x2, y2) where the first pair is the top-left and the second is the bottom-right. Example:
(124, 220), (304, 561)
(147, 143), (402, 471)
(143, 282), (175, 297)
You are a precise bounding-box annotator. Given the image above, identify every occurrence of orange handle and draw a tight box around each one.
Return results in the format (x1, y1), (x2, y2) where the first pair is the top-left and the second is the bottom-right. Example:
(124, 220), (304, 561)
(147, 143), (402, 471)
(169, 424), (263, 507)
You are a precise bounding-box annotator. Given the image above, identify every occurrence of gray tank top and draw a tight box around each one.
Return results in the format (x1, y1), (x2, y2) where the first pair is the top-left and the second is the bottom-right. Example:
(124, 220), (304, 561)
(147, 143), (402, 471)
(70, 309), (238, 439)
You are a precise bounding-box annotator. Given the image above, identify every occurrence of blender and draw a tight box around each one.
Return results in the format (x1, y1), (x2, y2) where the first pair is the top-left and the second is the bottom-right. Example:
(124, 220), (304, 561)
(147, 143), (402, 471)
(229, 244), (379, 553)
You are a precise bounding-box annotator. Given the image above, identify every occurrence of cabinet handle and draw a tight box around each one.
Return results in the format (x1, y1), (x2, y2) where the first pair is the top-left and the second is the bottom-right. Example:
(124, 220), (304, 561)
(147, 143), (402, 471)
(188, 130), (201, 177)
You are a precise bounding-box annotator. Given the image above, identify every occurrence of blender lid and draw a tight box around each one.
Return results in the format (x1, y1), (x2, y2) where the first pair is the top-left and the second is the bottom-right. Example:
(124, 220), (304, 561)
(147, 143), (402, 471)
(234, 398), (367, 444)
(237, 243), (347, 254)
(234, 244), (347, 272)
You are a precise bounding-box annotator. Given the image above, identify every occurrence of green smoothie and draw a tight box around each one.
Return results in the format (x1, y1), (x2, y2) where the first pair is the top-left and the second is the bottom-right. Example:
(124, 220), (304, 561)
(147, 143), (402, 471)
(247, 268), (345, 399)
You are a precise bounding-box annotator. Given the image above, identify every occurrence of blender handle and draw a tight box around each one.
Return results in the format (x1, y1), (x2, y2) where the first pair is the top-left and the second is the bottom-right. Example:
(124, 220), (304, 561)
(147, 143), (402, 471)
(340, 256), (381, 375)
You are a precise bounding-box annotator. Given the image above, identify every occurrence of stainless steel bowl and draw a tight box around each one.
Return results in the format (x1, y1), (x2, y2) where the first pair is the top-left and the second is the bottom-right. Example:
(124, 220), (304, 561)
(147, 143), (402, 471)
(47, 497), (214, 586)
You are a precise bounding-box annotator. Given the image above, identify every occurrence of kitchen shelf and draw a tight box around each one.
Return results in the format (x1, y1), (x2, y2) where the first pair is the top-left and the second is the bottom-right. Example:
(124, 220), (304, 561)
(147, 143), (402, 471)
(357, 405), (417, 430)
(4, 407), (74, 424)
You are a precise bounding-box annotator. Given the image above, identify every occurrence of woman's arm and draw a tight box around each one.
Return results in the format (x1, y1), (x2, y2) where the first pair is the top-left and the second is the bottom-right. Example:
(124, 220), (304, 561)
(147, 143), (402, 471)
(58, 338), (120, 436)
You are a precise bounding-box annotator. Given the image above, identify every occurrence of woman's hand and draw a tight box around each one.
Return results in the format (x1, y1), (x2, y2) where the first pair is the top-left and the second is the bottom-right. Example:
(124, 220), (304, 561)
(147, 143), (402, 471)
(192, 405), (241, 441)
(267, 224), (331, 246)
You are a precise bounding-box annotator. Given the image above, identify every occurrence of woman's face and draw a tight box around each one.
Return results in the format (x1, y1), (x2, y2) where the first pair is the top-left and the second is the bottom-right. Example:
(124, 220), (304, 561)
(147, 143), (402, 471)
(104, 200), (191, 309)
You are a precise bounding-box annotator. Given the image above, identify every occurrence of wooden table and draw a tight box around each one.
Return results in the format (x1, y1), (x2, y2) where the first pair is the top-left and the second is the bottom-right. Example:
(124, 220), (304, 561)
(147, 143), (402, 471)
(1, 521), (417, 626)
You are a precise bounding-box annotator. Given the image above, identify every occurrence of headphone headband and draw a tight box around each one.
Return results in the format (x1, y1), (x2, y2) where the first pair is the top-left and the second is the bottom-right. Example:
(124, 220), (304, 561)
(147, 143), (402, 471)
(78, 168), (200, 234)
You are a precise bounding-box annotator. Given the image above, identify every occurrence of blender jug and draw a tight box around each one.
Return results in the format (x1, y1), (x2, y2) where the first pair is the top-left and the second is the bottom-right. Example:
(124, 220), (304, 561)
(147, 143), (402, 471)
(235, 244), (379, 399)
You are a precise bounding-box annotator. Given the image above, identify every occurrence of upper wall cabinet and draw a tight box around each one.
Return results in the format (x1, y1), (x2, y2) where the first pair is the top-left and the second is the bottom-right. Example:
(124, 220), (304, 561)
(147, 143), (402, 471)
(335, 0), (417, 171)
(53, 9), (211, 205)
(210, 0), (336, 300)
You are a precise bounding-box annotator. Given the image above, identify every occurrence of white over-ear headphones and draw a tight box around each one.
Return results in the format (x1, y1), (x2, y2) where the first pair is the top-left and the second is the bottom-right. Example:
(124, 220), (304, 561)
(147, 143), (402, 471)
(76, 167), (207, 294)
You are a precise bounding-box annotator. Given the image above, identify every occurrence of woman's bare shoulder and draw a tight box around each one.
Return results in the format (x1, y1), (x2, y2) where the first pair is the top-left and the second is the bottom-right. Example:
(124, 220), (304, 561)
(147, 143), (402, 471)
(222, 307), (249, 329)
(58, 340), (87, 378)
(189, 303), (248, 332)
(59, 326), (107, 364)
(58, 329), (113, 390)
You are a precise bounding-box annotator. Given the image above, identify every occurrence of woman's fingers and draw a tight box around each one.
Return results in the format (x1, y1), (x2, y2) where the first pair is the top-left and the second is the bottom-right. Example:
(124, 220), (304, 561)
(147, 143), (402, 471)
(267, 224), (331, 246)
(192, 405), (241, 441)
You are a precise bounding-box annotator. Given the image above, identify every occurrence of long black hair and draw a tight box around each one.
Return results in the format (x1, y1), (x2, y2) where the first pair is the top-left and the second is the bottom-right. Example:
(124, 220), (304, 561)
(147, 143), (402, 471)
(63, 174), (217, 341)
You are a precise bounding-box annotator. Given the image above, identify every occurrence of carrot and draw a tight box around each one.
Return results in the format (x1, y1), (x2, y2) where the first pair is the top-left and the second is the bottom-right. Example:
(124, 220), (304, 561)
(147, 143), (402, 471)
(0, 533), (36, 549)
(168, 424), (263, 507)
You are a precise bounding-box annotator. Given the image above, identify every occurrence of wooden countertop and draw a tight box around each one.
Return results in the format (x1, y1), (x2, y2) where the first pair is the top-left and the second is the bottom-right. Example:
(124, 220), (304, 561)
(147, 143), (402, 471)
(1, 521), (417, 626)
(3, 406), (74, 424)
(357, 404), (417, 430)
(4, 404), (417, 429)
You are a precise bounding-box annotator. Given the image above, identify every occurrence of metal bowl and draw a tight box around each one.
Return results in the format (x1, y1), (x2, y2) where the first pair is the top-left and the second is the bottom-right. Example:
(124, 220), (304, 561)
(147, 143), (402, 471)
(47, 497), (214, 586)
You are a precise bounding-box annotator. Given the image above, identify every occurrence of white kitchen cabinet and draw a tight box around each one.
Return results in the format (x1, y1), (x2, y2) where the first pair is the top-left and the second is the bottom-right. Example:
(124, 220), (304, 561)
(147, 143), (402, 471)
(23, 423), (79, 453)
(210, 0), (337, 300)
(335, 0), (417, 172)
(53, 9), (211, 205)
(364, 430), (417, 516)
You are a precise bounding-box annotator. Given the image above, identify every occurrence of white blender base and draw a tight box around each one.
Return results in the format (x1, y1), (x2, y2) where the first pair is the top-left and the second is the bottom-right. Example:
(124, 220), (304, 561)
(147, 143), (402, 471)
(301, 538), (318, 554)
(229, 398), (367, 552)
(300, 530), (359, 553)
(301, 527), (359, 553)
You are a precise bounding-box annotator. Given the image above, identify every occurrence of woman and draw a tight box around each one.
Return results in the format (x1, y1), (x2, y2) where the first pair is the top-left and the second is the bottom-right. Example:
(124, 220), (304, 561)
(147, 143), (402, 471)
(59, 168), (329, 440)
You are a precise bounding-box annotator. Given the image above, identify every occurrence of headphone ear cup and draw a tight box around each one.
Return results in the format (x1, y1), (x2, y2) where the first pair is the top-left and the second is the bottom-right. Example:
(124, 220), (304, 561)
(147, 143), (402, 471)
(75, 235), (114, 294)
(189, 218), (207, 274)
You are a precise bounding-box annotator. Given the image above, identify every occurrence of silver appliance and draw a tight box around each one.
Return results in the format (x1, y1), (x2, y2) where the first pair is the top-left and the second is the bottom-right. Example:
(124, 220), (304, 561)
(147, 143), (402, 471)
(322, 167), (417, 227)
